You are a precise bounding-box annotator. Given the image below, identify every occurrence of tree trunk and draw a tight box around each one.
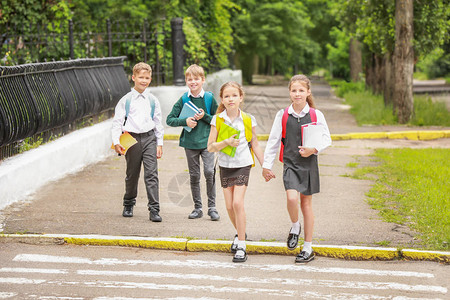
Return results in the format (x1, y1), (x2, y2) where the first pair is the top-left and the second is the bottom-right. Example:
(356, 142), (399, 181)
(383, 52), (394, 106)
(365, 52), (375, 92)
(374, 55), (384, 95)
(349, 38), (363, 82)
(393, 0), (414, 123)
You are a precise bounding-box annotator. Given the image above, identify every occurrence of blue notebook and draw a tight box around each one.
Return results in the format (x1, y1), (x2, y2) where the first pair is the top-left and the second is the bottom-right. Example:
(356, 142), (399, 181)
(179, 101), (200, 132)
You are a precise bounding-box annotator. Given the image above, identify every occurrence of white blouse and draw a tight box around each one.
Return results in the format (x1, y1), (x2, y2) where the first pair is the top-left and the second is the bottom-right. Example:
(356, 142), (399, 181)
(262, 103), (331, 170)
(211, 110), (257, 168)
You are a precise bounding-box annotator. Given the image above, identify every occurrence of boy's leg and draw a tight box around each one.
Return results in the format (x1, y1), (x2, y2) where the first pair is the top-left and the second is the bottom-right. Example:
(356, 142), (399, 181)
(141, 131), (160, 217)
(200, 149), (219, 220)
(124, 135), (143, 207)
(185, 148), (202, 212)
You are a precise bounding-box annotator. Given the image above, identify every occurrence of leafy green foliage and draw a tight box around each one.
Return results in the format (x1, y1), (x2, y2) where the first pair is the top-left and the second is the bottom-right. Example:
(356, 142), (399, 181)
(360, 148), (450, 250)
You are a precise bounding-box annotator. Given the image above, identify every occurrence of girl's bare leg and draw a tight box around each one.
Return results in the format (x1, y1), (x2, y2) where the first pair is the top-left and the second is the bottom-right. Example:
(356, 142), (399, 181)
(300, 194), (314, 242)
(223, 186), (236, 229)
(233, 185), (247, 240)
(286, 189), (300, 223)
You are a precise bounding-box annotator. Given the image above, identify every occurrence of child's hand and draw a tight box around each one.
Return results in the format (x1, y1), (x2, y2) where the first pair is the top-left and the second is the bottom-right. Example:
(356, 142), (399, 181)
(186, 117), (198, 129)
(298, 146), (317, 157)
(262, 168), (276, 182)
(157, 146), (163, 159)
(195, 108), (205, 120)
(114, 144), (125, 155)
(225, 134), (240, 147)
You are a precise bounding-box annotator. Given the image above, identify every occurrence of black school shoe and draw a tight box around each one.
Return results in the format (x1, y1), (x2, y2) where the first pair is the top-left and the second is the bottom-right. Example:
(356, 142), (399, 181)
(230, 233), (248, 253)
(232, 248), (247, 263)
(188, 209), (203, 219)
(287, 226), (301, 250)
(295, 250), (315, 263)
(149, 212), (162, 222)
(208, 209), (220, 221)
(122, 205), (133, 217)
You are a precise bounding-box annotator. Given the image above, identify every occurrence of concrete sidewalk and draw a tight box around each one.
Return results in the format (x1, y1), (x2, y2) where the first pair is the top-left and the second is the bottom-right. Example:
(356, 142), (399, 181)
(1, 79), (449, 262)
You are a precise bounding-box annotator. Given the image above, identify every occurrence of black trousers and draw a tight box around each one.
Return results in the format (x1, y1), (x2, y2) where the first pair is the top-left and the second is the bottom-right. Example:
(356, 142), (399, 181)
(123, 130), (159, 213)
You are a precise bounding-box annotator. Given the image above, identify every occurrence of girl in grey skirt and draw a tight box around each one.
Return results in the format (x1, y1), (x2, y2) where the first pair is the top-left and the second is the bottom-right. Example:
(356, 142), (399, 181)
(262, 75), (331, 263)
(207, 81), (264, 263)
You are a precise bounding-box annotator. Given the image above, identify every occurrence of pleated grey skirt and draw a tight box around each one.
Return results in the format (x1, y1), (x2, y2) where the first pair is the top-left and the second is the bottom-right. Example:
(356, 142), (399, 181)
(283, 164), (320, 195)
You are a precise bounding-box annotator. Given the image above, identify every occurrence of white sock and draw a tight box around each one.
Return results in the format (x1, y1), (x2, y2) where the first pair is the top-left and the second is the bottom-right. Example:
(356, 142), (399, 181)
(290, 222), (300, 235)
(237, 240), (246, 250)
(233, 235), (239, 244)
(303, 241), (312, 254)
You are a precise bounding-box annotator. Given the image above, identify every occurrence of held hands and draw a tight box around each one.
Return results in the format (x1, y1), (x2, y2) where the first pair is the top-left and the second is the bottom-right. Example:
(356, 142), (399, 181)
(195, 108), (205, 120)
(225, 134), (240, 147)
(262, 168), (276, 182)
(186, 117), (198, 129)
(298, 146), (318, 157)
(114, 144), (125, 156)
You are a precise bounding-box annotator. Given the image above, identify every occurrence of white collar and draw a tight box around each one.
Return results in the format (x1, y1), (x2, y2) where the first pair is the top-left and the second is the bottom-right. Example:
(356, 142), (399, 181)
(188, 88), (205, 98)
(131, 87), (150, 99)
(288, 103), (310, 117)
(219, 109), (243, 123)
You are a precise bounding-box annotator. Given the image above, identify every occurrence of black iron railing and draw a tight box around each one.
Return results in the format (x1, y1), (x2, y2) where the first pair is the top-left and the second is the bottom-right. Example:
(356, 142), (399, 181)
(0, 57), (130, 159)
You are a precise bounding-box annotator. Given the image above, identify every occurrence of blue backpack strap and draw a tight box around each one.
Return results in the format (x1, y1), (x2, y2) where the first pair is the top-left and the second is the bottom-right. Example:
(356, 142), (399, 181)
(204, 91), (213, 115)
(124, 96), (131, 126)
(182, 91), (213, 115)
(148, 94), (156, 119)
(124, 94), (156, 126)
(182, 92), (190, 106)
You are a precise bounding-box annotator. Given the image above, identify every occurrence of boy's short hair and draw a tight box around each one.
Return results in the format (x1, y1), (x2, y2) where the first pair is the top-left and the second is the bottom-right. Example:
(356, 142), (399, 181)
(133, 62), (152, 76)
(185, 64), (205, 80)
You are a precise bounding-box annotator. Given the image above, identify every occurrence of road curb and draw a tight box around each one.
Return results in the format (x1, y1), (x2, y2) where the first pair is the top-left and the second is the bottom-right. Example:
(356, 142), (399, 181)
(1, 234), (448, 264)
(163, 130), (450, 141)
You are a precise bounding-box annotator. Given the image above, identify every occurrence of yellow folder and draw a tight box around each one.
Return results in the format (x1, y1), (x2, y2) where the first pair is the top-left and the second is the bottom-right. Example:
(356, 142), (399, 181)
(111, 131), (137, 155)
(217, 123), (240, 157)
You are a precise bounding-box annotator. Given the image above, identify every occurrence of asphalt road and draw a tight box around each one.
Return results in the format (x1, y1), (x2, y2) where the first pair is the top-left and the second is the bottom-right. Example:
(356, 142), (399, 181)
(0, 242), (448, 299)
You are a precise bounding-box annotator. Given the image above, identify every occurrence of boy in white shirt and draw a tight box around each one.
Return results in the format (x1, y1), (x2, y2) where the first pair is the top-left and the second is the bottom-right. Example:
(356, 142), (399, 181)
(111, 62), (164, 222)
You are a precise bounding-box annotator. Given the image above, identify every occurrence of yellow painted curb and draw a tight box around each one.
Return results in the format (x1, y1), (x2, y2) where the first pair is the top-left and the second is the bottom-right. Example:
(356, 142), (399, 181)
(402, 249), (450, 264)
(60, 235), (187, 251)
(386, 131), (419, 140)
(186, 240), (231, 252)
(417, 131), (446, 140)
(163, 134), (181, 140)
(246, 241), (299, 255)
(313, 245), (399, 260)
(331, 134), (352, 140)
(348, 132), (388, 139)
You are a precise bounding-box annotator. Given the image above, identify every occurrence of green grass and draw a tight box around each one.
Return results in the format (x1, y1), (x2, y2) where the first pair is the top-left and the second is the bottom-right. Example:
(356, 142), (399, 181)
(329, 79), (450, 126)
(344, 91), (397, 125)
(356, 148), (449, 250)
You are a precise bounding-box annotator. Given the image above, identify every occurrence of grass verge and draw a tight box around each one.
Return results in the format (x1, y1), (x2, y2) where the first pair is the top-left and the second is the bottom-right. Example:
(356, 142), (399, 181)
(329, 79), (450, 126)
(355, 148), (449, 250)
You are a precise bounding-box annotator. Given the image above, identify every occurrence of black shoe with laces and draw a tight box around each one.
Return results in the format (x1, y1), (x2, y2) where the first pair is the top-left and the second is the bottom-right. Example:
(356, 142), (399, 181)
(188, 209), (203, 219)
(122, 205), (133, 217)
(287, 226), (301, 250)
(295, 250), (315, 263)
(149, 212), (162, 222)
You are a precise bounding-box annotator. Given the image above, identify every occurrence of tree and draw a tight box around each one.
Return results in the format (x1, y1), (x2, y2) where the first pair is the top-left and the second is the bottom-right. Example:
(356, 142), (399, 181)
(393, 0), (414, 123)
(231, 0), (318, 83)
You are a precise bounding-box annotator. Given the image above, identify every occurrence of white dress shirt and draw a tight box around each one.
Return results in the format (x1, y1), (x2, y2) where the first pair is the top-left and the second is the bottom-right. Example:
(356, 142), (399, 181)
(188, 88), (205, 98)
(111, 88), (164, 146)
(262, 103), (331, 170)
(211, 110), (257, 168)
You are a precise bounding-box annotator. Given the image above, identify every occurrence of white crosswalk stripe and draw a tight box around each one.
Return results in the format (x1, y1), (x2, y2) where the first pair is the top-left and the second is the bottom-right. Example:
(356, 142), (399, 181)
(0, 253), (447, 299)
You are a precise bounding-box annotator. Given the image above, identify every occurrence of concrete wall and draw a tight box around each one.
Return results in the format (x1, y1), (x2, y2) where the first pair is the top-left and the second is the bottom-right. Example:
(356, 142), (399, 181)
(0, 69), (241, 211)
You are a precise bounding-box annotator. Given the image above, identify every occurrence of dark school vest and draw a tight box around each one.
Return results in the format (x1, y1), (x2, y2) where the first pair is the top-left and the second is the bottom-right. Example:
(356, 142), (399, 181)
(283, 112), (320, 194)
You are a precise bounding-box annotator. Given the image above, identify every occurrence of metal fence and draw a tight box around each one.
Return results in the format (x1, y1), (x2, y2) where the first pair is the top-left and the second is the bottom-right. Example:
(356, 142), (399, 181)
(0, 57), (130, 160)
(1, 18), (172, 86)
